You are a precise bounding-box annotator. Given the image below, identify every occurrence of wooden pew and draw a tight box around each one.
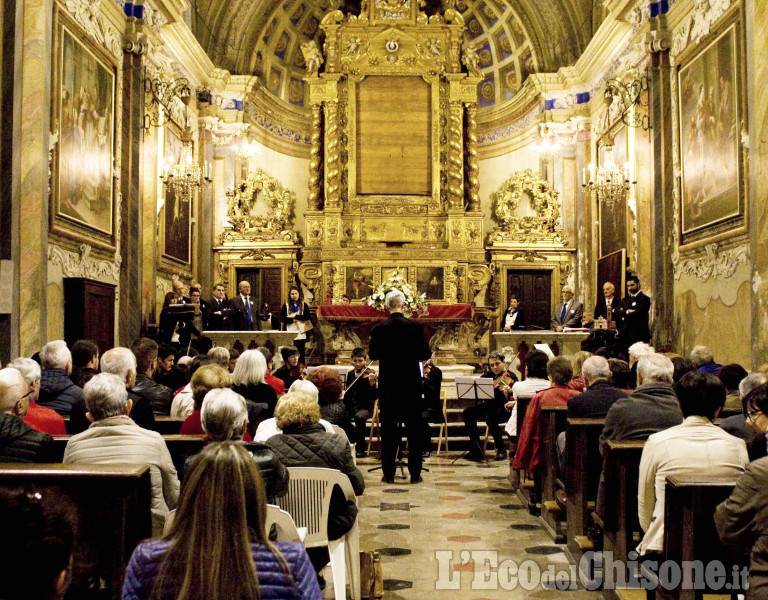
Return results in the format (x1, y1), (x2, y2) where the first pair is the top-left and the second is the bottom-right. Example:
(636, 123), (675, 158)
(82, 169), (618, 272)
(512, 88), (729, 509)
(597, 439), (646, 599)
(154, 415), (186, 435)
(644, 475), (746, 600)
(539, 405), (568, 542)
(51, 434), (206, 475)
(513, 395), (535, 504)
(0, 463), (152, 600)
(565, 417), (605, 567)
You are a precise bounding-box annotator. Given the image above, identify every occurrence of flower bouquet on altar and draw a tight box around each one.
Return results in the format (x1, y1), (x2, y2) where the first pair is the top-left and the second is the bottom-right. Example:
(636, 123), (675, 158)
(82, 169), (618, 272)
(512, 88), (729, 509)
(364, 269), (429, 317)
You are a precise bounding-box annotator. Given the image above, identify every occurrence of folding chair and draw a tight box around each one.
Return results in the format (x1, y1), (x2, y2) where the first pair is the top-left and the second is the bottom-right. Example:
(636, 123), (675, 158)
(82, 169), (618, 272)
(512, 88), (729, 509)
(366, 398), (380, 457)
(436, 389), (450, 455)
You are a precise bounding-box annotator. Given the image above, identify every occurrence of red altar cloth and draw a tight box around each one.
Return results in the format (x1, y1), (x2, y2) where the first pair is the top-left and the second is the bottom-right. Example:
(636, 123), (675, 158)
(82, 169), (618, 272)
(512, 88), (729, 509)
(317, 304), (472, 322)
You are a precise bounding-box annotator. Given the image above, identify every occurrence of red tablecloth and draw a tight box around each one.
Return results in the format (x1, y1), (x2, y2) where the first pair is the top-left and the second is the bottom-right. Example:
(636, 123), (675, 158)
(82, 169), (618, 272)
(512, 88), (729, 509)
(317, 304), (472, 322)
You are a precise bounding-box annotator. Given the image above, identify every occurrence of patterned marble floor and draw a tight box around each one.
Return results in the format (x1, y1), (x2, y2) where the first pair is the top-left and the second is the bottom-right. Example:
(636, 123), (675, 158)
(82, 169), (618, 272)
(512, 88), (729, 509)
(322, 453), (603, 599)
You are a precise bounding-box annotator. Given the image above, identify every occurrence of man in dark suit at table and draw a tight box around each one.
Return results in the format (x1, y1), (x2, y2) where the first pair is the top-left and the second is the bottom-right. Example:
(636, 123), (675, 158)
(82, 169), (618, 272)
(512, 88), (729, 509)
(617, 275), (651, 352)
(369, 290), (431, 484)
(229, 280), (257, 331)
(206, 283), (235, 330)
(551, 285), (584, 331)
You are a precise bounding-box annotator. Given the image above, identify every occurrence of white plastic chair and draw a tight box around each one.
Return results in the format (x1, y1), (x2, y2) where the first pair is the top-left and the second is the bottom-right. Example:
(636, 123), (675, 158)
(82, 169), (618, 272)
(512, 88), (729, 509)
(265, 504), (306, 543)
(276, 467), (361, 600)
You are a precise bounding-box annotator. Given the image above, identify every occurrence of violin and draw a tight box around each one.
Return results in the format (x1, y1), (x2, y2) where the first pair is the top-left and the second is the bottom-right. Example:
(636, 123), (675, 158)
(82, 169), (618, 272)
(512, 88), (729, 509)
(289, 362), (308, 381)
(493, 369), (515, 394)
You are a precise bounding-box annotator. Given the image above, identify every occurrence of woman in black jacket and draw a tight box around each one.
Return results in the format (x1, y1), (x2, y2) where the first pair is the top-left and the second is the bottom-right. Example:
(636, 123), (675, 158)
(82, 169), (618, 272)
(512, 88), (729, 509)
(183, 387), (288, 501)
(280, 286), (311, 364)
(231, 350), (278, 428)
(307, 366), (355, 442)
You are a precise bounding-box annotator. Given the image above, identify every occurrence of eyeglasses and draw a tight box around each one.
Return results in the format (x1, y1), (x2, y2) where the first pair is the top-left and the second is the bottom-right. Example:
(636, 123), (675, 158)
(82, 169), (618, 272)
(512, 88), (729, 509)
(19, 390), (33, 401)
(745, 410), (763, 422)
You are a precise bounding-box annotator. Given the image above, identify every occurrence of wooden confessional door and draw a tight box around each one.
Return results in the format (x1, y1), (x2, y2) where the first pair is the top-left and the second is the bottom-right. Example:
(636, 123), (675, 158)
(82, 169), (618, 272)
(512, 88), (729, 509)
(234, 268), (283, 317)
(506, 270), (552, 330)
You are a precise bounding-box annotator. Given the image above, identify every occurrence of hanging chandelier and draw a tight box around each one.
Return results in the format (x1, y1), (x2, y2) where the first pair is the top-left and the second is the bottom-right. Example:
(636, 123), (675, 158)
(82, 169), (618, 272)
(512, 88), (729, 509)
(582, 145), (634, 206)
(160, 141), (212, 195)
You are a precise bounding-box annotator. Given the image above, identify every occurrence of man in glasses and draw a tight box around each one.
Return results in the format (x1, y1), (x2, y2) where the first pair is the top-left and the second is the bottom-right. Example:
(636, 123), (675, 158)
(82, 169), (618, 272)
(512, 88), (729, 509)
(0, 368), (54, 462)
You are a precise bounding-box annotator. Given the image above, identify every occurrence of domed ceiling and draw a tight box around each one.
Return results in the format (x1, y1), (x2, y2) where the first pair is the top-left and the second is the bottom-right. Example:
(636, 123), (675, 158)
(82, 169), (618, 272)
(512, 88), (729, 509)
(191, 0), (593, 109)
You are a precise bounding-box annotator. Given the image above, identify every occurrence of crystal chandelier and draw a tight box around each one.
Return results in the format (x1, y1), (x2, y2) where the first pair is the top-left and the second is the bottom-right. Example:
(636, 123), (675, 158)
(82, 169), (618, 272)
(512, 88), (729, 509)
(532, 122), (560, 160)
(582, 145), (634, 206)
(160, 141), (212, 196)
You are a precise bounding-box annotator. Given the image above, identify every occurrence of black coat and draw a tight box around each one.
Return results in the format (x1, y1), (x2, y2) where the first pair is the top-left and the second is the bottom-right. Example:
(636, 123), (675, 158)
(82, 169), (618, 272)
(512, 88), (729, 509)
(567, 380), (628, 418)
(205, 297), (236, 330)
(232, 382), (279, 418)
(343, 369), (377, 415)
(0, 413), (53, 462)
(68, 390), (156, 434)
(369, 313), (431, 405)
(230, 295), (258, 331)
(132, 373), (174, 415)
(501, 307), (524, 330)
(38, 369), (83, 416)
(421, 365), (442, 412)
(280, 302), (311, 330)
(617, 291), (651, 345)
(593, 297), (618, 323)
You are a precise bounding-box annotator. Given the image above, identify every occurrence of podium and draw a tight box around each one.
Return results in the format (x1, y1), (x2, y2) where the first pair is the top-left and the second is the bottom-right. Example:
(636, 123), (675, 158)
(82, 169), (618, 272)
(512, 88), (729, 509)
(492, 331), (589, 357)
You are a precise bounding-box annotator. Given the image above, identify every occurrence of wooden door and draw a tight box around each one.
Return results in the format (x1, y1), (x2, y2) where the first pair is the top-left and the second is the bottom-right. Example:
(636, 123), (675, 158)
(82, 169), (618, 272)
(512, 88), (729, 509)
(234, 267), (284, 318)
(64, 278), (116, 354)
(506, 269), (551, 330)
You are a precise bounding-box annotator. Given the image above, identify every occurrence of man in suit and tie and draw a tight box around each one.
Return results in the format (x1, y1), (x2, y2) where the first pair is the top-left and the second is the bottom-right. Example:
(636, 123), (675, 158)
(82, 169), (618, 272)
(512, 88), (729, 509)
(551, 285), (584, 331)
(594, 281), (619, 329)
(617, 275), (651, 351)
(171, 280), (189, 305)
(369, 290), (432, 484)
(230, 280), (257, 331)
(206, 283), (234, 330)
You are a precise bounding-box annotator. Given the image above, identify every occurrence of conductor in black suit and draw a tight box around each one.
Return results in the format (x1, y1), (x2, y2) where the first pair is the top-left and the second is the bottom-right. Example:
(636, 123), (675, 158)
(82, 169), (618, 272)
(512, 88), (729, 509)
(369, 290), (432, 484)
(230, 280), (258, 331)
(617, 275), (651, 351)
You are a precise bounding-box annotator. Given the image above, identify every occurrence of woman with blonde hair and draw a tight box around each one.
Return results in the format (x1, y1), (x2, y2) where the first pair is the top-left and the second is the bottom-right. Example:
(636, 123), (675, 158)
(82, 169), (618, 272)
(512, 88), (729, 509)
(231, 350), (278, 425)
(121, 442), (321, 600)
(568, 350), (592, 392)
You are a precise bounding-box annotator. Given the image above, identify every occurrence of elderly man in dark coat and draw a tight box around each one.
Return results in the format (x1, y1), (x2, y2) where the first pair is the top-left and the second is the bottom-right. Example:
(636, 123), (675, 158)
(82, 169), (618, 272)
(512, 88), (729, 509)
(369, 290), (432, 484)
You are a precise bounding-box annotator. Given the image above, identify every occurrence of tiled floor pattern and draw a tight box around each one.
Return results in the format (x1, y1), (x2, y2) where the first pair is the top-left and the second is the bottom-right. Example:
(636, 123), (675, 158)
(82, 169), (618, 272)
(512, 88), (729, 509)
(322, 453), (603, 599)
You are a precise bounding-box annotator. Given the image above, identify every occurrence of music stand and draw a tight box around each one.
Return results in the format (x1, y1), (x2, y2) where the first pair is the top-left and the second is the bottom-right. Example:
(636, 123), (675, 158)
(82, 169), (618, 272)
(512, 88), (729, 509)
(452, 376), (496, 466)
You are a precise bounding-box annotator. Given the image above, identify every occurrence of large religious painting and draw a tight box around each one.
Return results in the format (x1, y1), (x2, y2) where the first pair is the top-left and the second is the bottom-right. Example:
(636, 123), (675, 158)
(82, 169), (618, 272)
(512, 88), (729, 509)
(677, 21), (743, 238)
(162, 127), (190, 264)
(52, 15), (116, 245)
(345, 267), (374, 300)
(417, 266), (444, 300)
(597, 249), (626, 299)
(598, 127), (628, 258)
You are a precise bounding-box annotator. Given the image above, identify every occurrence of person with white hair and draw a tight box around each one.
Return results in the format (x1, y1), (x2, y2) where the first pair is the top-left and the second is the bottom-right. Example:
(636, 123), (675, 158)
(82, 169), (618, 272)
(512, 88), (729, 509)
(231, 349), (278, 422)
(568, 356), (629, 418)
(63, 373), (179, 536)
(627, 341), (655, 388)
(38, 340), (83, 415)
(0, 367), (54, 462)
(551, 285), (584, 332)
(690, 345), (722, 375)
(369, 289), (432, 484)
(599, 354), (682, 454)
(207, 346), (230, 368)
(6, 357), (67, 435)
(719, 372), (768, 461)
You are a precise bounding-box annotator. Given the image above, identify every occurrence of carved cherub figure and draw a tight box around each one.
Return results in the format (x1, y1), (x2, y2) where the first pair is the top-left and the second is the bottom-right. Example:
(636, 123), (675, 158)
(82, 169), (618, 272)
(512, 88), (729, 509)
(462, 40), (482, 77)
(300, 40), (324, 76)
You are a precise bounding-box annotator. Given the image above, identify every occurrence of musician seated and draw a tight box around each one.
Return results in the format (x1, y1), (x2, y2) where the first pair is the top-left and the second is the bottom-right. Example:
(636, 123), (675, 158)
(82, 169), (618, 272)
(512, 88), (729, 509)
(420, 359), (443, 458)
(501, 296), (524, 331)
(463, 351), (517, 462)
(272, 345), (302, 390)
(343, 347), (377, 458)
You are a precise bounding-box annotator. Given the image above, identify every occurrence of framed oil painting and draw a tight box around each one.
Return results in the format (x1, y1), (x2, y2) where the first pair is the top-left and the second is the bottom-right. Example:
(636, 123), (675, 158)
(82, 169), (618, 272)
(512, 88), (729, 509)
(417, 266), (444, 300)
(598, 126), (628, 259)
(52, 13), (117, 248)
(677, 19), (744, 241)
(345, 266), (374, 300)
(162, 127), (190, 264)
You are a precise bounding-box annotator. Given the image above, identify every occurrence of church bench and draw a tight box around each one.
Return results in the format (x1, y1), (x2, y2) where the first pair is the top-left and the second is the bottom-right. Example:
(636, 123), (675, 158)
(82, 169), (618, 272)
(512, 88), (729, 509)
(539, 405), (568, 542)
(153, 415), (187, 434)
(564, 417), (605, 570)
(0, 463), (152, 600)
(639, 475), (746, 600)
(513, 395), (534, 505)
(597, 439), (646, 600)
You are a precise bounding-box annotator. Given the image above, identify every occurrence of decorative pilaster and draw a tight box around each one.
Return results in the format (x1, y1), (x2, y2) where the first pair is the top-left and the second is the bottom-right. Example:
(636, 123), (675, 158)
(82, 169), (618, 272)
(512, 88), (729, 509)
(324, 100), (341, 209)
(447, 100), (464, 209)
(464, 103), (480, 211)
(308, 104), (323, 209)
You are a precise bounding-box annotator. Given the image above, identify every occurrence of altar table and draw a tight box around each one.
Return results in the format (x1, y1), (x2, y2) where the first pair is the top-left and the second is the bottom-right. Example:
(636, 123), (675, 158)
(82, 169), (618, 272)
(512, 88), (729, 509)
(491, 331), (589, 357)
(206, 330), (300, 352)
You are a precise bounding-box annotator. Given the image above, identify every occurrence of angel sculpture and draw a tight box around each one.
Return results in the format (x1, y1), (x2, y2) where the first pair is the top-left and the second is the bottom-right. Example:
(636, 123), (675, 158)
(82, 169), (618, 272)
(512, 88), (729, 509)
(300, 40), (324, 76)
(462, 41), (482, 77)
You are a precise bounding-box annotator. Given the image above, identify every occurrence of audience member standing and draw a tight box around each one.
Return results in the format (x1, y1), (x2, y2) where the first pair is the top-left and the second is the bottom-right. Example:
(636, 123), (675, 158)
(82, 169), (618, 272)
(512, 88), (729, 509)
(230, 280), (257, 331)
(616, 275), (651, 353)
(281, 286), (312, 364)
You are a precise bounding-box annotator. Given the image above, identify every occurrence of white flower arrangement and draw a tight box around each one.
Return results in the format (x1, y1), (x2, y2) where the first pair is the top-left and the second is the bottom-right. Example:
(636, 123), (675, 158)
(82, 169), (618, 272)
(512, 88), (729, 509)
(364, 269), (429, 316)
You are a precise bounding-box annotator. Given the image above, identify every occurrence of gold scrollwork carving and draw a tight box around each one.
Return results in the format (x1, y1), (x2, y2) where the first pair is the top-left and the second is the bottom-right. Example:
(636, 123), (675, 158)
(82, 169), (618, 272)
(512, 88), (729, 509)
(308, 105), (323, 209)
(298, 263), (323, 304)
(306, 219), (324, 246)
(222, 169), (297, 243)
(464, 103), (480, 211)
(468, 264), (492, 305)
(447, 101), (463, 208)
(325, 101), (341, 208)
(489, 169), (564, 245)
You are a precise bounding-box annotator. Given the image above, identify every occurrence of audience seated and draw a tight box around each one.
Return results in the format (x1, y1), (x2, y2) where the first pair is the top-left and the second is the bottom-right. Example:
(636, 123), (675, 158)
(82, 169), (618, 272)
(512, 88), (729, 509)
(718, 363), (749, 411)
(38, 340), (83, 416)
(254, 380), (335, 442)
(179, 364), (248, 437)
(607, 358), (632, 393)
(227, 347), (240, 373)
(131, 338), (174, 415)
(7, 357), (66, 435)
(670, 355), (696, 384)
(0, 487), (76, 600)
(70, 347), (156, 434)
(0, 368), (54, 462)
(152, 344), (177, 390)
(627, 342), (654, 389)
(691, 345), (722, 375)
(231, 350), (279, 424)
(567, 351), (592, 392)
(272, 346), (302, 390)
(121, 442), (321, 600)
(343, 347), (376, 450)
(719, 373), (768, 461)
(170, 355), (213, 418)
(505, 349), (551, 440)
(64, 373), (179, 536)
(256, 347), (286, 397)
(183, 388), (288, 500)
(207, 346), (229, 368)
(568, 356), (629, 418)
(308, 367), (354, 441)
(716, 383), (768, 598)
(70, 339), (99, 388)
(637, 372), (748, 558)
(265, 391), (364, 574)
(599, 353), (682, 455)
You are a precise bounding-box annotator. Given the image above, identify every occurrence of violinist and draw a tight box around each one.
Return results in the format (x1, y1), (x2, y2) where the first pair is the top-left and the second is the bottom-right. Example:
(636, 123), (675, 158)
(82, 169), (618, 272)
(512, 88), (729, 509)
(344, 347), (377, 457)
(462, 351), (517, 462)
(272, 345), (303, 390)
(420, 357), (443, 458)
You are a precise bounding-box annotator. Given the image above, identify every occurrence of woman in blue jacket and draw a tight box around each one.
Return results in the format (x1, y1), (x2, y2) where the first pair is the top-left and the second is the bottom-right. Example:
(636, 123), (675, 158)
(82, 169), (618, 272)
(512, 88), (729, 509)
(121, 441), (321, 600)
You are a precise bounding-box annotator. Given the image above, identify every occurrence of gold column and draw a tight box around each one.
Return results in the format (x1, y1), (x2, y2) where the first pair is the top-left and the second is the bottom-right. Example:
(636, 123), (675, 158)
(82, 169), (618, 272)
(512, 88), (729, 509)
(308, 103), (323, 209)
(324, 100), (341, 209)
(447, 100), (464, 209)
(465, 102), (480, 211)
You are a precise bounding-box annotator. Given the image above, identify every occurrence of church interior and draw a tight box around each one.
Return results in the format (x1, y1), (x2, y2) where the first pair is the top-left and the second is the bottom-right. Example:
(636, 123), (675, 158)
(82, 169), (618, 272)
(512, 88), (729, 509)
(1, 0), (768, 596)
